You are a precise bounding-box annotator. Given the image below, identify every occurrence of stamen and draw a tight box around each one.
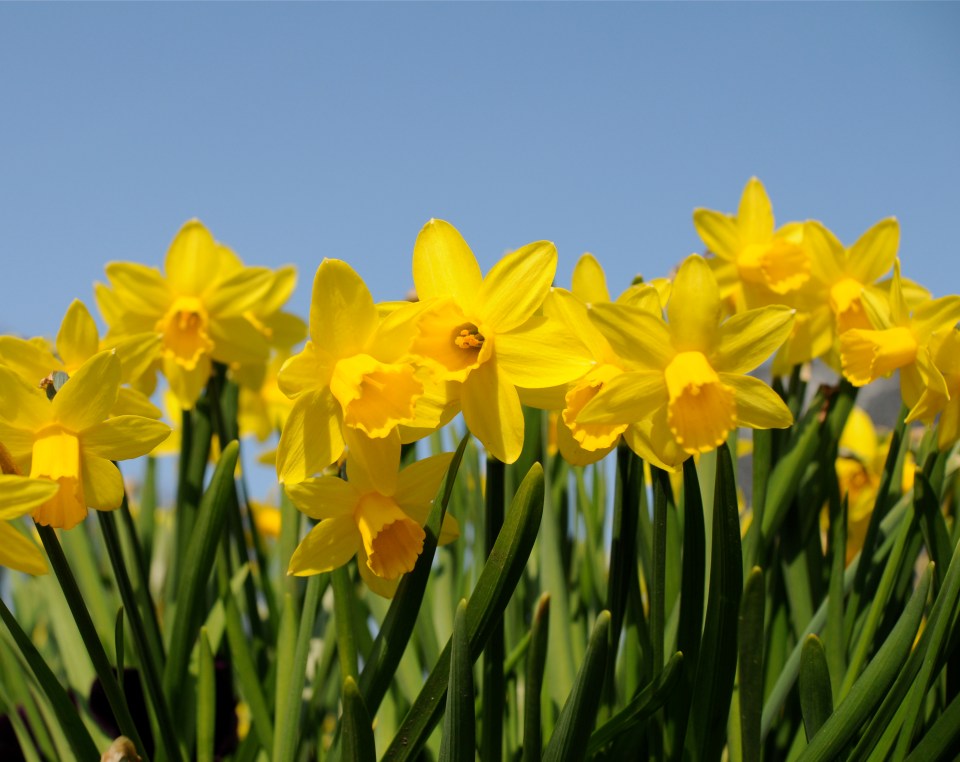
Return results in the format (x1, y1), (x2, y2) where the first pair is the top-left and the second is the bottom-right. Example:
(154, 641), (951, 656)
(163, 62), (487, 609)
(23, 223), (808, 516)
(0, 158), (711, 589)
(454, 328), (485, 350)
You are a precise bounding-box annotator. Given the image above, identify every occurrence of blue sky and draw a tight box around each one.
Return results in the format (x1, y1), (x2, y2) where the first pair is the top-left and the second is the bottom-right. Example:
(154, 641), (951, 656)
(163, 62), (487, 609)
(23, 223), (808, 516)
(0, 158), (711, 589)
(2, 3), (958, 344)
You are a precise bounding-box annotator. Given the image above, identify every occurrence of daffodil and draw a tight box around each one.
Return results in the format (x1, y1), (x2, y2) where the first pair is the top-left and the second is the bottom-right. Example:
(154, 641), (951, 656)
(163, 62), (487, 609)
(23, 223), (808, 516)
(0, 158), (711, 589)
(693, 177), (811, 310)
(839, 260), (960, 412)
(276, 259), (424, 485)
(901, 327), (960, 450)
(0, 463), (58, 574)
(285, 441), (459, 598)
(96, 220), (283, 409)
(0, 300), (160, 418)
(578, 254), (795, 470)
(407, 220), (593, 463)
(0, 351), (171, 529)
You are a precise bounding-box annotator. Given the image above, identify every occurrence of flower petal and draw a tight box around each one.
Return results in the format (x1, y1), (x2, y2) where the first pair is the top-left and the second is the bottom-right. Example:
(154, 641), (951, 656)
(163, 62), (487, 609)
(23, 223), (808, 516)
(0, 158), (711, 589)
(395, 452), (454, 507)
(622, 408), (686, 471)
(693, 208), (738, 261)
(284, 476), (357, 521)
(308, 259), (378, 359)
(278, 342), (332, 398)
(104, 262), (170, 317)
(82, 416), (171, 460)
(81, 454), (124, 511)
(571, 253), (611, 304)
(52, 351), (120, 432)
(343, 427), (400, 496)
(0, 475), (60, 521)
(210, 316), (270, 365)
(738, 177), (774, 245)
(276, 389), (345, 483)
(164, 354), (211, 410)
(477, 241), (557, 333)
(461, 358), (524, 464)
(0, 521), (48, 575)
(588, 304), (673, 369)
(0, 336), (59, 385)
(164, 220), (222, 297)
(204, 267), (276, 318)
(804, 221), (845, 285)
(0, 365), (50, 428)
(668, 255), (721, 353)
(356, 547), (402, 598)
(56, 300), (100, 371)
(577, 371), (666, 425)
(412, 219), (483, 312)
(496, 317), (594, 389)
(850, 218), (899, 285)
(288, 515), (359, 576)
(715, 306), (795, 374)
(721, 374), (794, 429)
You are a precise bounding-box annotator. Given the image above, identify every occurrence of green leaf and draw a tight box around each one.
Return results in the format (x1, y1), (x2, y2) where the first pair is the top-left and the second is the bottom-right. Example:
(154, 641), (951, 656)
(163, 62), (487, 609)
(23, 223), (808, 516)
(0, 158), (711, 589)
(739, 567), (765, 761)
(543, 611), (611, 762)
(381, 462), (544, 762)
(796, 563), (932, 761)
(341, 676), (376, 762)
(905, 688), (960, 761)
(439, 600), (475, 762)
(197, 628), (215, 762)
(798, 635), (833, 741)
(684, 443), (743, 761)
(522, 593), (550, 762)
(163, 439), (239, 703)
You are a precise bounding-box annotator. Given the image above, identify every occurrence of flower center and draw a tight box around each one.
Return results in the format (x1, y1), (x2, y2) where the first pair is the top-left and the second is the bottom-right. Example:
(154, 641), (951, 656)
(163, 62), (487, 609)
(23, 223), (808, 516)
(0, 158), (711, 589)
(563, 365), (627, 452)
(454, 325), (485, 351)
(353, 492), (425, 579)
(329, 354), (422, 438)
(663, 351), (737, 454)
(830, 277), (871, 332)
(29, 426), (87, 530)
(157, 296), (214, 370)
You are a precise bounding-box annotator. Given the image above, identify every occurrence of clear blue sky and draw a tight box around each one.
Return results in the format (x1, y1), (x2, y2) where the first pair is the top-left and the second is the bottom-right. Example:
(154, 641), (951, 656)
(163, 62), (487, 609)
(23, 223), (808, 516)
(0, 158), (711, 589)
(1, 3), (958, 342)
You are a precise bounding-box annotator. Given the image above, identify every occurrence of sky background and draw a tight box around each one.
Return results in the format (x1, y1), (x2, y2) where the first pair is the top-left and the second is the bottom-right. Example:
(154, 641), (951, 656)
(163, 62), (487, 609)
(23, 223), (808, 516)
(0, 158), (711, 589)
(1, 3), (958, 496)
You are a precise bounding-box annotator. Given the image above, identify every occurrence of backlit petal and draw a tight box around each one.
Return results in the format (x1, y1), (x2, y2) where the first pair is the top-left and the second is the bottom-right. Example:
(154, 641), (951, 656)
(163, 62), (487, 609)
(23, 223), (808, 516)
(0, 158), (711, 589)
(477, 241), (557, 333)
(0, 475), (60, 521)
(461, 359), (524, 464)
(715, 305), (795, 374)
(82, 416), (171, 460)
(738, 177), (774, 245)
(276, 389), (345, 483)
(668, 255), (721, 353)
(571, 253), (611, 304)
(588, 303), (673, 369)
(693, 208), (739, 261)
(0, 521), (48, 575)
(395, 452), (454, 507)
(56, 300), (100, 371)
(850, 218), (899, 285)
(357, 547), (402, 598)
(804, 221), (845, 284)
(204, 267), (276, 317)
(577, 370), (666, 425)
(412, 219), (483, 311)
(0, 336), (59, 385)
(622, 407), (685, 471)
(52, 351), (120, 432)
(284, 477), (357, 521)
(163, 354), (211, 410)
(496, 318), (594, 389)
(288, 515), (359, 575)
(210, 316), (270, 365)
(308, 259), (378, 358)
(721, 374), (793, 429)
(278, 342), (332, 398)
(913, 295), (960, 342)
(343, 427), (401, 496)
(104, 262), (170, 317)
(81, 454), (124, 511)
(0, 365), (50, 428)
(164, 220), (222, 297)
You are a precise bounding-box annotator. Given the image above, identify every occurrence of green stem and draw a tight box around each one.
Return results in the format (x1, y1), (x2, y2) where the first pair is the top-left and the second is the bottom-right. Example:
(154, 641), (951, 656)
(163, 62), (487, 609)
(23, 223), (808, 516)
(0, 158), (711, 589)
(332, 564), (359, 682)
(36, 522), (148, 758)
(483, 455), (506, 762)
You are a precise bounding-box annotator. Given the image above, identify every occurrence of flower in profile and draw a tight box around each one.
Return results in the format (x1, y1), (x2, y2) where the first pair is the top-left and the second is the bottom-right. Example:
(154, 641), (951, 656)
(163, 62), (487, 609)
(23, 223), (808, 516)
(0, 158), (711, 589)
(839, 260), (960, 411)
(285, 440), (458, 598)
(96, 220), (281, 409)
(0, 465), (58, 574)
(693, 177), (811, 309)
(0, 351), (171, 529)
(407, 219), (592, 463)
(900, 326), (960, 451)
(578, 254), (795, 470)
(275, 259), (425, 485)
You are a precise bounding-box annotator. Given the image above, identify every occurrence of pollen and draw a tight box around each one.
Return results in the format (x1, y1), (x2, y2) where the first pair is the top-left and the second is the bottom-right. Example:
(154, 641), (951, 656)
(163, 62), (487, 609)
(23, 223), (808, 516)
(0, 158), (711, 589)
(455, 328), (485, 350)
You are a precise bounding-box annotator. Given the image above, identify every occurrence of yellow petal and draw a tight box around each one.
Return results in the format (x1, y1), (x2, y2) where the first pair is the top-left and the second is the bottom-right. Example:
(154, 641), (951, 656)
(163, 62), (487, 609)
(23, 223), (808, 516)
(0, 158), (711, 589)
(668, 255), (721, 353)
(577, 370), (666, 425)
(715, 306), (795, 374)
(278, 342), (332, 398)
(82, 416), (171, 460)
(561, 365), (628, 452)
(738, 177), (774, 245)
(81, 454), (124, 511)
(477, 241), (557, 333)
(571, 253), (611, 304)
(0, 336), (59, 386)
(0, 521), (48, 575)
(850, 218), (899, 285)
(692, 208), (739, 261)
(354, 491), (425, 579)
(937, 397), (960, 452)
(664, 352), (737, 454)
(461, 358), (524, 464)
(55, 300), (100, 372)
(542, 289), (607, 358)
(52, 351), (120, 432)
(588, 303), (673, 369)
(412, 219), (483, 312)
(913, 295), (960, 342)
(284, 477), (357, 521)
(772, 306), (833, 373)
(210, 316), (270, 366)
(556, 414), (614, 467)
(110, 333), (163, 385)
(111, 387), (162, 419)
(395, 452), (454, 507)
(357, 547), (402, 598)
(157, 297), (214, 370)
(276, 389), (345, 483)
(343, 427), (401, 496)
(410, 298), (491, 383)
(804, 220), (845, 285)
(204, 267), (276, 318)
(164, 220), (222, 297)
(496, 317), (595, 389)
(721, 374), (793, 429)
(621, 407), (686, 471)
(103, 262), (170, 317)
(288, 515), (359, 576)
(330, 355), (422, 439)
(164, 353), (211, 410)
(0, 475), (60, 521)
(0, 365), (50, 429)
(840, 327), (918, 387)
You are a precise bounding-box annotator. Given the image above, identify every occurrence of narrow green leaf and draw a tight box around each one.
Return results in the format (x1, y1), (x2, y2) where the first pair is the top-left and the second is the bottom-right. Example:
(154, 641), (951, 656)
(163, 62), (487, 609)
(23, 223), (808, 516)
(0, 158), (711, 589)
(543, 611), (611, 762)
(482, 454), (506, 762)
(588, 651), (684, 756)
(163, 439), (239, 702)
(739, 567), (765, 762)
(797, 563), (932, 761)
(915, 468), (952, 592)
(684, 443), (743, 761)
(341, 676), (376, 762)
(522, 593), (550, 762)
(224, 591), (274, 752)
(115, 607), (125, 693)
(0, 596), (100, 760)
(799, 635), (833, 741)
(359, 434), (469, 712)
(440, 600), (475, 762)
(197, 628), (215, 762)
(381, 462), (544, 762)
(273, 593), (298, 762)
(905, 687), (960, 761)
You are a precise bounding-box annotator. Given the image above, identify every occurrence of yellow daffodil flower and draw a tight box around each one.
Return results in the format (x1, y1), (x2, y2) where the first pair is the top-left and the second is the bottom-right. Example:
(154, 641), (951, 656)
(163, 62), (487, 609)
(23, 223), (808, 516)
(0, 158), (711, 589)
(840, 260), (960, 412)
(578, 254), (795, 470)
(693, 177), (811, 309)
(276, 259), (424, 484)
(407, 219), (593, 464)
(95, 220), (283, 409)
(0, 464), (58, 574)
(0, 300), (161, 418)
(901, 327), (960, 450)
(0, 351), (171, 529)
(285, 441), (459, 598)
